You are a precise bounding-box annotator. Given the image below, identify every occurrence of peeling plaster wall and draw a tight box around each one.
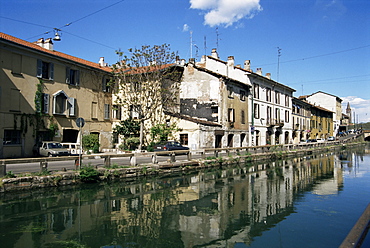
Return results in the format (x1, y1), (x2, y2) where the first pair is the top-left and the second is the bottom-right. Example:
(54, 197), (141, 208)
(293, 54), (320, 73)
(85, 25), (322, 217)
(180, 65), (222, 122)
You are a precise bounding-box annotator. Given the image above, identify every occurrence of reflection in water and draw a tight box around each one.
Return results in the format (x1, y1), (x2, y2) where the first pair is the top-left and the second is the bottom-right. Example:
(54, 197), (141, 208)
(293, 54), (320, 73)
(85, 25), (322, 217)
(0, 146), (368, 248)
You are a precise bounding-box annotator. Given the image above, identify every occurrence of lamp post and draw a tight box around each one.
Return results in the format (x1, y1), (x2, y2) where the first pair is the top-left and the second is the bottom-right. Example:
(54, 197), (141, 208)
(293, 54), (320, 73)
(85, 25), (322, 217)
(76, 117), (85, 169)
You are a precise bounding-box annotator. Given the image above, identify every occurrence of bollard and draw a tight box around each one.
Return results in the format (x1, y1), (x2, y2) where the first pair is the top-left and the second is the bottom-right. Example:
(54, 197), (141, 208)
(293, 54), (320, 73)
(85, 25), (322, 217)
(130, 155), (137, 167)
(0, 160), (6, 177)
(40, 160), (48, 172)
(214, 150), (219, 157)
(187, 151), (192, 161)
(152, 154), (158, 164)
(170, 153), (176, 163)
(104, 155), (111, 167)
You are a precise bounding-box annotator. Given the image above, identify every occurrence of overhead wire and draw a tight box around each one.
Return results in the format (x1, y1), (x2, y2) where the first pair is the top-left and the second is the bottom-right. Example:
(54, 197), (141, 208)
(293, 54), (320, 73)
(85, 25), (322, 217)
(255, 44), (370, 67)
(20, 0), (126, 41)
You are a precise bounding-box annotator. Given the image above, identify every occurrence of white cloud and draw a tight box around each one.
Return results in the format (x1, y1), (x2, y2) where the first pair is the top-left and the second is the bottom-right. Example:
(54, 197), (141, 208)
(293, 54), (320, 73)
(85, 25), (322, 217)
(190, 0), (262, 27)
(341, 96), (370, 123)
(182, 24), (190, 32)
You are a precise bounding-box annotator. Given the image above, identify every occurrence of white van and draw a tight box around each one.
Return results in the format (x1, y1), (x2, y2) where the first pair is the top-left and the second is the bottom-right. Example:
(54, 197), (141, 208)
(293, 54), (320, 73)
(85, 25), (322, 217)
(61, 143), (82, 155)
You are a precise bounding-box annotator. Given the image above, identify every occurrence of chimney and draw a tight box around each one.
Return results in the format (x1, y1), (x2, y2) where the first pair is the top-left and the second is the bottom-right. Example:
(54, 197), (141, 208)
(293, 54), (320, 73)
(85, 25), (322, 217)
(200, 55), (206, 63)
(256, 68), (262, 75)
(265, 73), (271, 79)
(189, 58), (195, 64)
(211, 48), (219, 59)
(180, 59), (186, 66)
(227, 56), (234, 67)
(175, 56), (180, 65)
(99, 57), (108, 67)
(244, 60), (251, 71)
(43, 38), (54, 50)
(35, 38), (44, 48)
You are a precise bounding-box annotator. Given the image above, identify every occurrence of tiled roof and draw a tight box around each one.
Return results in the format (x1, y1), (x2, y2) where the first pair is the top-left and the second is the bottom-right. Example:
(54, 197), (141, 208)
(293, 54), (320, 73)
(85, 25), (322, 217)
(0, 32), (111, 72)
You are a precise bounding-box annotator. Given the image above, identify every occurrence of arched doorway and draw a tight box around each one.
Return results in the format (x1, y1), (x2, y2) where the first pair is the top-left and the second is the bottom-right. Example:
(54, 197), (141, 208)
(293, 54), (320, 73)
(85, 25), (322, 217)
(266, 130), (272, 145)
(228, 134), (234, 147)
(284, 131), (289, 144)
(275, 131), (281, 145)
(240, 133), (246, 147)
(255, 130), (260, 146)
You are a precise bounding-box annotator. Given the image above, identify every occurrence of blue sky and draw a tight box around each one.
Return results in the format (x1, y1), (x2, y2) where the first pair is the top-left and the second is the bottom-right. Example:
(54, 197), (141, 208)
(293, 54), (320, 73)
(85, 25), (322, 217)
(1, 0), (369, 123)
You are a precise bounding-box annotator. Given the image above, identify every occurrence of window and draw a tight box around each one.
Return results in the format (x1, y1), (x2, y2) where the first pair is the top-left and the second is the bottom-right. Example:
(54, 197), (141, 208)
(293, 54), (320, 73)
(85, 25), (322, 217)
(104, 104), (110, 119)
(180, 134), (188, 145)
(92, 102), (98, 119)
(102, 76), (111, 92)
(285, 95), (289, 107)
(227, 86), (234, 98)
(131, 82), (141, 92)
(3, 130), (21, 145)
(53, 91), (67, 115)
(267, 106), (272, 124)
(285, 110), (289, 123)
(254, 103), (260, 119)
(112, 105), (121, 120)
(241, 110), (245, 124)
(130, 105), (141, 119)
(275, 91), (280, 104)
(66, 67), (80, 86)
(266, 87), (271, 102)
(240, 90), (246, 101)
(275, 108), (280, 122)
(253, 84), (259, 99)
(211, 106), (218, 122)
(37, 59), (54, 80)
(228, 108), (235, 122)
(52, 90), (75, 116)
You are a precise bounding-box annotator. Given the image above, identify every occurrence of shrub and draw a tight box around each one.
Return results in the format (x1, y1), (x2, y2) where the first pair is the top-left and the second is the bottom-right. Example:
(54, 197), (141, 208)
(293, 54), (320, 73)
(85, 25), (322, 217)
(82, 134), (99, 152)
(79, 165), (100, 182)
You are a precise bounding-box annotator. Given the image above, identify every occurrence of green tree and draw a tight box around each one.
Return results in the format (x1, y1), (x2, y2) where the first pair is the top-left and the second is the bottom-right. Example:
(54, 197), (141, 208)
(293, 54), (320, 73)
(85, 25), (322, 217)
(112, 44), (183, 150)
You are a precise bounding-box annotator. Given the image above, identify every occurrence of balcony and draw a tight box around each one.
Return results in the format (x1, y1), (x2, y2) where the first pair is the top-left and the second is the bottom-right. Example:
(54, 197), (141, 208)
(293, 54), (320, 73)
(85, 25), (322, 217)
(277, 120), (284, 127)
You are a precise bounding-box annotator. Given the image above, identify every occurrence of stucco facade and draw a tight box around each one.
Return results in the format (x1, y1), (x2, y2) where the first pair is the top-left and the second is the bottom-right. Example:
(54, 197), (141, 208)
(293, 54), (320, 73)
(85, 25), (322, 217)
(304, 91), (342, 136)
(0, 32), (113, 158)
(180, 55), (251, 149)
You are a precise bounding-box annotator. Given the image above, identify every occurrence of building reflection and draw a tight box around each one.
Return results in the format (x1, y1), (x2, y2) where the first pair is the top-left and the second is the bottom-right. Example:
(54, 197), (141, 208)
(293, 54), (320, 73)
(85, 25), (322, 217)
(0, 147), (365, 248)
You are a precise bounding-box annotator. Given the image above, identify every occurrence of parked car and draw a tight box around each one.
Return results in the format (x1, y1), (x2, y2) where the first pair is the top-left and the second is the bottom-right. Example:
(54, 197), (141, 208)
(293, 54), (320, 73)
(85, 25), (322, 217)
(327, 136), (335, 141)
(306, 139), (317, 143)
(61, 142), (82, 155)
(316, 138), (325, 143)
(39, 141), (71, 157)
(153, 141), (189, 153)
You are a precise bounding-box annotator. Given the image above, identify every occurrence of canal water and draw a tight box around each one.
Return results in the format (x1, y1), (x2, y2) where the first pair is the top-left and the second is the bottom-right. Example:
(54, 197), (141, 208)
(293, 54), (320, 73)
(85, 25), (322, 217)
(1, 144), (369, 248)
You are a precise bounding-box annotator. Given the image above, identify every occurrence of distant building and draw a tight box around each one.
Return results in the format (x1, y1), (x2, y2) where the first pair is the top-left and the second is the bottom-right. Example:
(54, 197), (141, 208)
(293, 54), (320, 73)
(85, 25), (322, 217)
(300, 91), (342, 136)
(292, 97), (311, 143)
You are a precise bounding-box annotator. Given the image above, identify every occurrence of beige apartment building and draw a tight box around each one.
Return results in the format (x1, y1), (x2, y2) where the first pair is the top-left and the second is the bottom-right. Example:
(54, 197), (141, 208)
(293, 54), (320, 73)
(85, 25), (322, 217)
(0, 32), (113, 158)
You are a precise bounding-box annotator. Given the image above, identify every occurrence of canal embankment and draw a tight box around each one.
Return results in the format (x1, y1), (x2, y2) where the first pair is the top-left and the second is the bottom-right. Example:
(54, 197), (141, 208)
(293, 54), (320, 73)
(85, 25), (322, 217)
(0, 134), (365, 193)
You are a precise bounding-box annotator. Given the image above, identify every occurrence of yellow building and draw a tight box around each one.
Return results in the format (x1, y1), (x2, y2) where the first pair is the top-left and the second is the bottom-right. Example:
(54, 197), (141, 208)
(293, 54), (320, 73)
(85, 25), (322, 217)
(309, 104), (334, 139)
(0, 32), (113, 158)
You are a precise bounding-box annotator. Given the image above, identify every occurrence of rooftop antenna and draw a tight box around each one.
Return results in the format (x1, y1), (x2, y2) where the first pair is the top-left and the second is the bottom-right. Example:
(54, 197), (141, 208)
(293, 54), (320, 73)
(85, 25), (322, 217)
(277, 47), (282, 81)
(204, 35), (207, 55)
(216, 27), (221, 51)
(190, 31), (193, 58)
(194, 44), (199, 58)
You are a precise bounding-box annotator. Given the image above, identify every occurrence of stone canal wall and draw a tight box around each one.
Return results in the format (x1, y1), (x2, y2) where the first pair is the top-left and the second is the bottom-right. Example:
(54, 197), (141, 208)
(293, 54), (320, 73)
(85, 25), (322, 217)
(0, 140), (365, 193)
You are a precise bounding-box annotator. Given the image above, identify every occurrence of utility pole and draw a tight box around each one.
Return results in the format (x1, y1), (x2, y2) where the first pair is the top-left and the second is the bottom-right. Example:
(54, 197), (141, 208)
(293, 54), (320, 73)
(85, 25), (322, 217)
(277, 47), (282, 82)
